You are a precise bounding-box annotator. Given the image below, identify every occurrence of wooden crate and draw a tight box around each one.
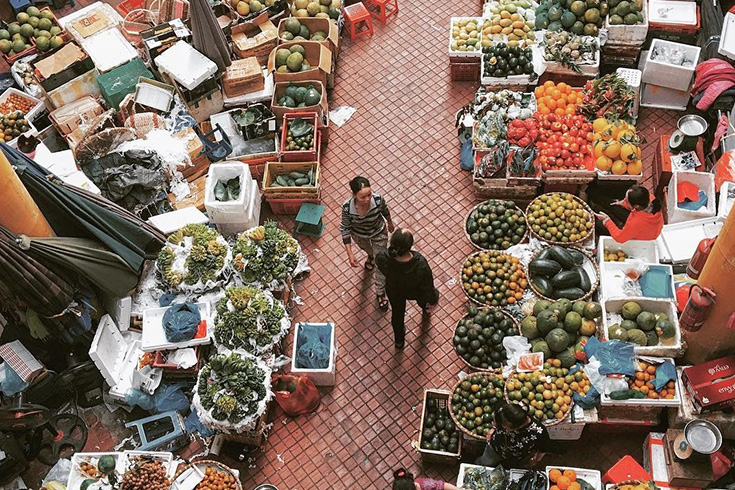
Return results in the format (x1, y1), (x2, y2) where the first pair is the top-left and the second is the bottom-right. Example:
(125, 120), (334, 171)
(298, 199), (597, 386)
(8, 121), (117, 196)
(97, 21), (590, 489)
(418, 389), (462, 463)
(450, 60), (480, 82)
(169, 173), (206, 210)
(222, 57), (265, 98)
(263, 161), (320, 199)
(473, 176), (539, 200)
(281, 112), (319, 162)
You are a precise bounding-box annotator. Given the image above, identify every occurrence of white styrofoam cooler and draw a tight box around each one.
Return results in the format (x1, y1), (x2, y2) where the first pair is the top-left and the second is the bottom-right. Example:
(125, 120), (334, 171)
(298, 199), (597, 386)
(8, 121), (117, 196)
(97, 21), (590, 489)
(641, 39), (700, 92)
(667, 170), (716, 224)
(141, 302), (212, 352)
(600, 263), (675, 300)
(546, 467), (602, 490)
(214, 180), (261, 237)
(719, 12), (735, 61)
(89, 315), (146, 402)
(155, 41), (219, 91)
(547, 406), (597, 440)
(147, 207), (210, 235)
(0, 87), (44, 122)
(598, 236), (660, 264)
(290, 322), (336, 386)
(605, 0), (648, 45)
(204, 162), (253, 224)
(601, 297), (682, 357)
(718, 181), (735, 221)
(599, 356), (681, 407)
(656, 217), (722, 265)
(448, 17), (484, 58)
(81, 28), (139, 74)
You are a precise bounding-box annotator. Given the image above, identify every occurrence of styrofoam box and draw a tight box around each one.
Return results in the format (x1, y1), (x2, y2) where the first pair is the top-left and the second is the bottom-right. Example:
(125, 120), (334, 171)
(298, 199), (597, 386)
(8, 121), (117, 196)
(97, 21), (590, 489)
(89, 315), (144, 402)
(656, 218), (722, 264)
(600, 356), (681, 407)
(598, 236), (660, 264)
(122, 451), (175, 478)
(648, 0), (697, 25)
(214, 182), (261, 237)
(642, 39), (700, 92)
(449, 17), (485, 58)
(82, 28), (139, 74)
(141, 302), (212, 352)
(640, 82), (689, 111)
(601, 297), (682, 357)
(0, 87), (43, 122)
(667, 170), (716, 224)
(204, 162), (253, 224)
(719, 12), (735, 61)
(68, 452), (122, 490)
(155, 41), (219, 91)
(546, 467), (602, 490)
(600, 263), (675, 300)
(148, 207), (210, 235)
(457, 465), (527, 487)
(290, 322), (336, 386)
(481, 45), (543, 88)
(605, 0), (648, 44)
(547, 405), (597, 440)
(541, 31), (600, 77)
(718, 181), (735, 221)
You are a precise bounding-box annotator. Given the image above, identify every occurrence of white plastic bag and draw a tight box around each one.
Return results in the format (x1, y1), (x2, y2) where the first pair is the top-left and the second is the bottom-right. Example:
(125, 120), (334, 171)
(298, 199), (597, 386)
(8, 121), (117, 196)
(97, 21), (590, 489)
(585, 357), (628, 395)
(502, 335), (531, 375)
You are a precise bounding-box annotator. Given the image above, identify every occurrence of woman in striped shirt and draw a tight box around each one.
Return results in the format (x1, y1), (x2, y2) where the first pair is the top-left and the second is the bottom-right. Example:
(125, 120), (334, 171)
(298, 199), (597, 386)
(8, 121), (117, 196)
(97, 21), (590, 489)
(340, 176), (395, 310)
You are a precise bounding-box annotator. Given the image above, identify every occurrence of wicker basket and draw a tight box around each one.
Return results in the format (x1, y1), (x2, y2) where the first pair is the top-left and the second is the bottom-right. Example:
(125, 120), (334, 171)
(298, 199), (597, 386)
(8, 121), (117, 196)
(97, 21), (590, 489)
(172, 460), (243, 490)
(503, 370), (574, 427)
(527, 246), (600, 302)
(447, 369), (506, 441)
(459, 251), (529, 308)
(525, 193), (594, 246)
(465, 200), (529, 252)
(453, 308), (520, 371)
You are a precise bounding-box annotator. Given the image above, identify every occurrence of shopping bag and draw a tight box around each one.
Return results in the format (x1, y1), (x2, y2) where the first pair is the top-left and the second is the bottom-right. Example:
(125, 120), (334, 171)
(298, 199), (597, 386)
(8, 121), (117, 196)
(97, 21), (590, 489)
(272, 374), (321, 416)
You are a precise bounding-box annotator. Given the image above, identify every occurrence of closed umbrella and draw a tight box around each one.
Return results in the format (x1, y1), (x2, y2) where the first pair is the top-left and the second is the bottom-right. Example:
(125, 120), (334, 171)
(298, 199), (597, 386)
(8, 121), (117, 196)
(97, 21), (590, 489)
(0, 144), (165, 274)
(190, 0), (232, 73)
(698, 0), (725, 61)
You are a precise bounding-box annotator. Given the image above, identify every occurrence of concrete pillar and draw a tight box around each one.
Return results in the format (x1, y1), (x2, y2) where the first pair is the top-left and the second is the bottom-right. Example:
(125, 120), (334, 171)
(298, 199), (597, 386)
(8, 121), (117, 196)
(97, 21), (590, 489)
(0, 151), (54, 237)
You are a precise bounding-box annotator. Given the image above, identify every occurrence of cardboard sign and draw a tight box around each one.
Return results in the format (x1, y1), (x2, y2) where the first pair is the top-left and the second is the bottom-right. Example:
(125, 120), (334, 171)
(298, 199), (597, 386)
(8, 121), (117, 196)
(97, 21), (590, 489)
(70, 10), (113, 38)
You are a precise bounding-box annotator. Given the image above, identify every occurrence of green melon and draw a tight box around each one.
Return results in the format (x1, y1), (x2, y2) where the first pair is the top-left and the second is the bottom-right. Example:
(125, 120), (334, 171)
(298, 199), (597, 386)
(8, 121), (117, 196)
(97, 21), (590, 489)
(521, 316), (539, 339)
(546, 328), (571, 353)
(298, 25), (310, 38)
(608, 324), (628, 341)
(558, 347), (577, 368)
(0, 40), (11, 53)
(289, 44), (305, 55)
(49, 26), (61, 36)
(627, 329), (647, 346)
(621, 301), (642, 320)
(532, 340), (552, 361)
(286, 52), (304, 72)
(564, 312), (583, 334)
(35, 36), (49, 51)
(40, 9), (55, 20)
(285, 18), (302, 35)
(16, 12), (29, 24)
(275, 48), (291, 67)
(636, 311), (657, 331)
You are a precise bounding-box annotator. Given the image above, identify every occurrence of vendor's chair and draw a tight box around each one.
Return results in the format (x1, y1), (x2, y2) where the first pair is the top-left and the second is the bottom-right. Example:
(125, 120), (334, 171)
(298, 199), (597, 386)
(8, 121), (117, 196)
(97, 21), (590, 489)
(366, 0), (398, 23)
(342, 2), (373, 40)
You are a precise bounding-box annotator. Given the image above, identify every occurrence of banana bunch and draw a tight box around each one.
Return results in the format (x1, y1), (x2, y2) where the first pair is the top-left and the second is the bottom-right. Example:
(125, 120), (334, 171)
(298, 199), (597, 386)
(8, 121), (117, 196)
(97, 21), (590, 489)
(248, 226), (266, 241)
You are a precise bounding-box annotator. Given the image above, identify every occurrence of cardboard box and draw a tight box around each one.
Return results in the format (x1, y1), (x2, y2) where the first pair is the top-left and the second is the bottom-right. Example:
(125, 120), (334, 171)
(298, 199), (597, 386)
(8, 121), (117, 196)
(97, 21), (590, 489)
(32, 43), (95, 93)
(277, 17), (339, 58)
(662, 429), (714, 488)
(141, 18), (192, 63)
(683, 356), (735, 413)
(669, 367), (735, 439)
(173, 127), (209, 180)
(231, 17), (279, 65)
(43, 69), (101, 110)
(223, 57), (265, 97)
(267, 41), (332, 88)
(270, 80), (328, 121)
(49, 96), (104, 136)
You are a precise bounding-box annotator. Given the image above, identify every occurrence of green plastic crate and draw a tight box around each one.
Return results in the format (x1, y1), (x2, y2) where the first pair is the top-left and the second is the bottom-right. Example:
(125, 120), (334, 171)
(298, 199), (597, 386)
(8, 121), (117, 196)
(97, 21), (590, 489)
(96, 58), (154, 111)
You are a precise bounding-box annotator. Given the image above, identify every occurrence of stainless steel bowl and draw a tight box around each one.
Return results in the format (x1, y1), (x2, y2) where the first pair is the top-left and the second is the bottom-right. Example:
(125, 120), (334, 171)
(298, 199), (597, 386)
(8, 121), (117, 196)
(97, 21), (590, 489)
(254, 486), (279, 490)
(678, 115), (709, 137)
(684, 420), (722, 454)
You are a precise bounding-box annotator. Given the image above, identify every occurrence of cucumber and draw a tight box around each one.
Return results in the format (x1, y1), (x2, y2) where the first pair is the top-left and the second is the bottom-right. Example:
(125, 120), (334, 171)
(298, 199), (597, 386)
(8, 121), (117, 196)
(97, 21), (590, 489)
(532, 277), (554, 297)
(551, 269), (580, 289)
(536, 248), (552, 261)
(289, 171), (307, 179)
(271, 183), (281, 187)
(295, 177), (310, 186)
(576, 266), (592, 293)
(567, 248), (586, 266)
(308, 168), (314, 185)
(529, 258), (562, 278)
(554, 287), (586, 300)
(275, 175), (289, 186)
(549, 246), (576, 269)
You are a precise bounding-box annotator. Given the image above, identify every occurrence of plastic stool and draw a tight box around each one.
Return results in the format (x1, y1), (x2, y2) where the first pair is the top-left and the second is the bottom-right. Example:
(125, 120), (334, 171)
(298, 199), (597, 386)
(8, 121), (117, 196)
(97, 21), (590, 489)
(602, 455), (652, 484)
(295, 202), (325, 237)
(366, 0), (398, 23)
(10, 0), (32, 15)
(343, 2), (373, 40)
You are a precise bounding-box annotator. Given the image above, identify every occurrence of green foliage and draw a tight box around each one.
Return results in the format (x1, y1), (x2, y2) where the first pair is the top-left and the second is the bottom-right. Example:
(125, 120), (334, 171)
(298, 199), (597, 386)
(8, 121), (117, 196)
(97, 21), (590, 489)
(214, 286), (288, 353)
(156, 224), (229, 290)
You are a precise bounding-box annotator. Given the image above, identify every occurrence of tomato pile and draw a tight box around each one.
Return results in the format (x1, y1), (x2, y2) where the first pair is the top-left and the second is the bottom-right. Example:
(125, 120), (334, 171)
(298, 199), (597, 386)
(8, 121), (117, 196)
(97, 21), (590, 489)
(534, 113), (594, 171)
(507, 118), (539, 148)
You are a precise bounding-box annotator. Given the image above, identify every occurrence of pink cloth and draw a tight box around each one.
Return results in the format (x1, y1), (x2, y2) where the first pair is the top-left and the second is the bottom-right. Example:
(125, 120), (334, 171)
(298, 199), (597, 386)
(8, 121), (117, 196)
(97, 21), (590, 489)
(415, 478), (444, 490)
(691, 59), (735, 111)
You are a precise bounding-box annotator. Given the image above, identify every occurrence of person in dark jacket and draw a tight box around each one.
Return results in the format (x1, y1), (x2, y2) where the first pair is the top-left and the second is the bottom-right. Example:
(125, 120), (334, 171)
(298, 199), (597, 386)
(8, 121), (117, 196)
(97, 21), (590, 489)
(476, 403), (551, 468)
(376, 229), (439, 349)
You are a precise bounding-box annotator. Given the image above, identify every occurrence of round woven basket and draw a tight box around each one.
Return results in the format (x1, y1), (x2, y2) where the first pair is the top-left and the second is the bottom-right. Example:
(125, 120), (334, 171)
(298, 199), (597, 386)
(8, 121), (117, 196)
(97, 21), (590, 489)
(464, 200), (529, 251)
(172, 460), (243, 490)
(447, 369), (506, 441)
(453, 308), (520, 371)
(459, 251), (529, 308)
(527, 246), (601, 302)
(525, 193), (595, 246)
(503, 370), (573, 427)
(608, 481), (655, 490)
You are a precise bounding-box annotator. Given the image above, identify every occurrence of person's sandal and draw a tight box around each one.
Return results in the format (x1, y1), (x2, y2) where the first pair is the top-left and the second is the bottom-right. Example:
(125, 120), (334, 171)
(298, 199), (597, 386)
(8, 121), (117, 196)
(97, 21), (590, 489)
(377, 294), (389, 311)
(364, 257), (375, 271)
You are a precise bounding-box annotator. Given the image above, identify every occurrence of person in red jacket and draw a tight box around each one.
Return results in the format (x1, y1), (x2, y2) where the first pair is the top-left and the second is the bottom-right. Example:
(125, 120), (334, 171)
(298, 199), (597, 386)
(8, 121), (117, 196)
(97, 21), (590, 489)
(594, 185), (664, 243)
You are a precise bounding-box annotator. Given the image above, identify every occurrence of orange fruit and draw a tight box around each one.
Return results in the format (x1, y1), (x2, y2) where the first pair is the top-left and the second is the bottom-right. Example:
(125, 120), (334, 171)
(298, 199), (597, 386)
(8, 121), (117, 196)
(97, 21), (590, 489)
(558, 476), (572, 490)
(604, 141), (621, 158)
(593, 140), (605, 158)
(550, 88), (561, 99)
(539, 105), (551, 115)
(611, 160), (627, 175)
(555, 108), (565, 116)
(569, 483), (581, 490)
(546, 97), (557, 110)
(544, 80), (555, 89)
(551, 486), (561, 490)
(557, 82), (568, 92)
(549, 469), (562, 483)
(620, 143), (638, 163)
(596, 155), (612, 171)
(565, 105), (576, 115)
(535, 86), (545, 98)
(567, 92), (577, 104)
(647, 365), (656, 375)
(592, 117), (609, 133)
(564, 470), (577, 481)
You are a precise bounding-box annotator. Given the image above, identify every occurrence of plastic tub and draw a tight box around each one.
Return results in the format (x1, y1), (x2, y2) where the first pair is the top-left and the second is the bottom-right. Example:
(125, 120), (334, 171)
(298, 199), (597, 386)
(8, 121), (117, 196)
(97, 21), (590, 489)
(601, 297), (682, 357)
(666, 170), (716, 224)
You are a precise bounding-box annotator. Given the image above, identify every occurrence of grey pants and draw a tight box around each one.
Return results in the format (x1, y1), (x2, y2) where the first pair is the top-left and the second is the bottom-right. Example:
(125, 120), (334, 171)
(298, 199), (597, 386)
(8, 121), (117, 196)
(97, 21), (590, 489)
(353, 228), (388, 296)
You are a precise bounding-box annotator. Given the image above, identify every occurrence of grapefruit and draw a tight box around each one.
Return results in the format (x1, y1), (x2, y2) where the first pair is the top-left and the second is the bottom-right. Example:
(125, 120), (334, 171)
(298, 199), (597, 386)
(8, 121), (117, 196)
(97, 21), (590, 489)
(611, 160), (627, 175)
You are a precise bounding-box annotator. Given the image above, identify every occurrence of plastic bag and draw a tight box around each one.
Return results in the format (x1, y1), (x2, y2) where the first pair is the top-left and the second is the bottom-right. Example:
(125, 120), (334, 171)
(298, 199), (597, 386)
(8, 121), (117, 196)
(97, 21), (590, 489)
(502, 335), (531, 370)
(584, 337), (636, 376)
(126, 383), (191, 413)
(272, 374), (320, 416)
(584, 357), (628, 396)
(463, 464), (508, 490)
(652, 360), (677, 391)
(0, 363), (29, 396)
(162, 303), (201, 343)
(295, 323), (332, 370)
(714, 149), (735, 192)
(185, 410), (215, 438)
(460, 138), (474, 171)
(42, 458), (72, 486)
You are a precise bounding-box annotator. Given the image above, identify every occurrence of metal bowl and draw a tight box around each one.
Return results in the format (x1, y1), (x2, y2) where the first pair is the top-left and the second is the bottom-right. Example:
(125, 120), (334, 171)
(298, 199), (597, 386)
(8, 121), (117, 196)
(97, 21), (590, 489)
(684, 419), (722, 454)
(254, 486), (279, 490)
(678, 115), (709, 137)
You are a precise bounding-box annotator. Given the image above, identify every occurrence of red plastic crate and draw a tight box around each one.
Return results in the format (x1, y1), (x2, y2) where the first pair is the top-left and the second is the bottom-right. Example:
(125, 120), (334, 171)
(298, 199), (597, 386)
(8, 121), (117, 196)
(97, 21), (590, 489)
(116, 0), (148, 16)
(281, 112), (319, 162)
(649, 5), (700, 35)
(267, 197), (321, 215)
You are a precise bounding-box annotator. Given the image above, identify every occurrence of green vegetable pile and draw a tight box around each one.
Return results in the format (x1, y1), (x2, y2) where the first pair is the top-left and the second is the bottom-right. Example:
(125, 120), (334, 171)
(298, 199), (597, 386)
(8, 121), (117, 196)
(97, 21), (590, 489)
(214, 177), (241, 202)
(156, 224), (229, 290)
(214, 286), (289, 353)
(277, 83), (322, 108)
(196, 352), (269, 427)
(268, 168), (316, 188)
(232, 221), (299, 286)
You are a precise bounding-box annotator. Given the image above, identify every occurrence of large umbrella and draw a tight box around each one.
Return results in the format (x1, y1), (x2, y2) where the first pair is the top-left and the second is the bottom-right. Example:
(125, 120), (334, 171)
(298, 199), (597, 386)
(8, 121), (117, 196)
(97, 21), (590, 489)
(0, 144), (165, 274)
(698, 0), (725, 61)
(0, 226), (139, 297)
(190, 0), (232, 73)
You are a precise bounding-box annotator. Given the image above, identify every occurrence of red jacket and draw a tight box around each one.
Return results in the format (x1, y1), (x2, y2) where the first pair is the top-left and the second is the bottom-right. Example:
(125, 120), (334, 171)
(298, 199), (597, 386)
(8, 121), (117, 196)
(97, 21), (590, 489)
(605, 208), (664, 243)
(691, 59), (735, 111)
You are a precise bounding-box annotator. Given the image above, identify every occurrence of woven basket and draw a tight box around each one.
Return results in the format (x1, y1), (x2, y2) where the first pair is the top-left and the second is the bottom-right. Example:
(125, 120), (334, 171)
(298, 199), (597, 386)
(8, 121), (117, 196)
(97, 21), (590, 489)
(527, 246), (600, 302)
(525, 193), (595, 246)
(447, 369), (506, 441)
(608, 480), (656, 490)
(465, 199), (529, 251)
(503, 369), (573, 427)
(124, 112), (168, 138)
(459, 251), (529, 308)
(453, 308), (520, 371)
(172, 460), (243, 490)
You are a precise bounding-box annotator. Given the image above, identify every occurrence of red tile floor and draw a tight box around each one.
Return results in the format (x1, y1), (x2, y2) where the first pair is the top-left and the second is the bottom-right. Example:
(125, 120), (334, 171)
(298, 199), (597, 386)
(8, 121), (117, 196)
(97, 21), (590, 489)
(6, 0), (686, 487)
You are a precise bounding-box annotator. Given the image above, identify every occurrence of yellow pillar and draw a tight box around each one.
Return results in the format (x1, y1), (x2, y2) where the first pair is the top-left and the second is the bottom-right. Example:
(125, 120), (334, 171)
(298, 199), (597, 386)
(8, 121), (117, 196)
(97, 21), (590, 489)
(683, 207), (735, 364)
(0, 151), (55, 237)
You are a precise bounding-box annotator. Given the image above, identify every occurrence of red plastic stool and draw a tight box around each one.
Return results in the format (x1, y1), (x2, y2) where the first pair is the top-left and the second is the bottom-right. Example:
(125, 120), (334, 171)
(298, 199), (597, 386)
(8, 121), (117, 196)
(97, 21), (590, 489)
(602, 455), (652, 484)
(365, 0), (398, 23)
(343, 2), (373, 40)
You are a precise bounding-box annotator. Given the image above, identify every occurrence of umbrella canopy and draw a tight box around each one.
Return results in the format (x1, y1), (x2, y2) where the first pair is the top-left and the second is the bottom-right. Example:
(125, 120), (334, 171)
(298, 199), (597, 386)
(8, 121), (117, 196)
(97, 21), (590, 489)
(0, 144), (165, 274)
(190, 0), (232, 73)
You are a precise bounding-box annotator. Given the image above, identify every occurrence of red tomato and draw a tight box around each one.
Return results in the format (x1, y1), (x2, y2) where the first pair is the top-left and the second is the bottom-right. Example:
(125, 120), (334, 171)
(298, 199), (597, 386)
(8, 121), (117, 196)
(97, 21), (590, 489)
(570, 143), (579, 152)
(561, 149), (570, 159)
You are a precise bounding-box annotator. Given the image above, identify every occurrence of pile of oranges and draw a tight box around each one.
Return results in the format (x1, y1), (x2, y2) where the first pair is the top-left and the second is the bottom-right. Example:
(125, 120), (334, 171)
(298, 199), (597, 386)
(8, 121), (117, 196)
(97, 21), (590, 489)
(628, 361), (676, 400)
(549, 468), (581, 490)
(534, 81), (582, 116)
(592, 117), (643, 176)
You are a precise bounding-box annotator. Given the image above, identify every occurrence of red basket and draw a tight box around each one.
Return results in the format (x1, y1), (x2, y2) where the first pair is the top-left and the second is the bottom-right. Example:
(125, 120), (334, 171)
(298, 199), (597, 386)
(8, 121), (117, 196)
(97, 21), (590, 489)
(2, 28), (36, 65)
(268, 197), (321, 215)
(281, 112), (319, 162)
(117, 0), (148, 16)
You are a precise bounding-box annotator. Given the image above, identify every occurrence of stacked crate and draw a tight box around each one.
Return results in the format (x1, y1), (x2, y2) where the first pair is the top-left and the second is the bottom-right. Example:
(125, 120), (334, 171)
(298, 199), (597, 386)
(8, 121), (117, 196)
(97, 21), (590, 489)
(601, 0), (649, 69)
(449, 17), (482, 82)
(639, 40), (700, 111)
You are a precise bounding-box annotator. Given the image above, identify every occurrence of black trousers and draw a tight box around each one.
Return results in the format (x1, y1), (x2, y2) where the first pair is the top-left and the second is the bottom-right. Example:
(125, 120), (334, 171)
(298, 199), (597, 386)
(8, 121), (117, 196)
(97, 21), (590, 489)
(387, 288), (439, 344)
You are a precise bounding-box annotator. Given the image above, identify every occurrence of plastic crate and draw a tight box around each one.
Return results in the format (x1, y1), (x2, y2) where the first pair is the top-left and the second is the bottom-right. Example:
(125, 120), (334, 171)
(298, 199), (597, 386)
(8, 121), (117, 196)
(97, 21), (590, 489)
(2, 31), (36, 64)
(450, 60), (480, 82)
(267, 196), (320, 215)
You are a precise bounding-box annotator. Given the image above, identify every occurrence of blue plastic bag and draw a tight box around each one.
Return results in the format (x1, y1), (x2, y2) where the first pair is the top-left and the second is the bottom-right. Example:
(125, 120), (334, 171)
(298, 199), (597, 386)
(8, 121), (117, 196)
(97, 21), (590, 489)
(162, 303), (200, 343)
(295, 323), (332, 370)
(185, 410), (215, 438)
(652, 361), (677, 391)
(585, 337), (636, 376)
(460, 138), (474, 171)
